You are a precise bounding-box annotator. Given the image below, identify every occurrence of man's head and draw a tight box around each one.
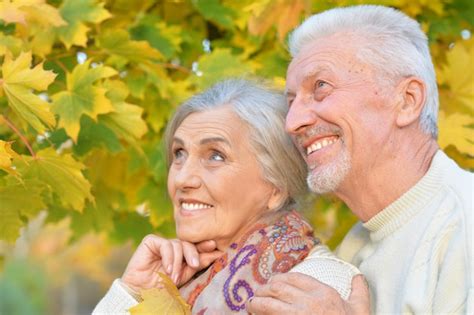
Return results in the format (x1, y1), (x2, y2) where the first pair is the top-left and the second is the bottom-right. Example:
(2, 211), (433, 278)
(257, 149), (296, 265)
(285, 5), (439, 195)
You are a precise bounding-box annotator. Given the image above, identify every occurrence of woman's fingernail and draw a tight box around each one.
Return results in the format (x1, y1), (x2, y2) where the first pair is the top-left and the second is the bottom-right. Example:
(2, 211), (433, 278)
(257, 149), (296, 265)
(166, 265), (172, 273)
(192, 258), (199, 267)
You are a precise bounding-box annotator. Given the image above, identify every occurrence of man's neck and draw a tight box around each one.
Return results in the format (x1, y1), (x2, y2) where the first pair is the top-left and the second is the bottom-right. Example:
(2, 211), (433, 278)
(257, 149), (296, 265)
(335, 136), (439, 222)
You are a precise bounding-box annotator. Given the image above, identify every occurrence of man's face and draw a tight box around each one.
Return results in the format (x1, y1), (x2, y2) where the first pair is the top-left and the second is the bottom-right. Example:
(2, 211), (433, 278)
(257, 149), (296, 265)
(285, 33), (397, 195)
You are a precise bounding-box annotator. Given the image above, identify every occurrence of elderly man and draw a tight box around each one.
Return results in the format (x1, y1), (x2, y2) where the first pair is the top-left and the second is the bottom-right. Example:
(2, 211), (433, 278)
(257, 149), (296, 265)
(248, 5), (472, 315)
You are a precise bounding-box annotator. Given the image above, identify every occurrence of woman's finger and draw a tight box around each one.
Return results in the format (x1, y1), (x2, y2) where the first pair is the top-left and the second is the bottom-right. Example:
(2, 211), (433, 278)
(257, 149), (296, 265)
(199, 250), (224, 268)
(159, 240), (174, 275)
(182, 241), (200, 268)
(170, 240), (184, 284)
(195, 240), (218, 253)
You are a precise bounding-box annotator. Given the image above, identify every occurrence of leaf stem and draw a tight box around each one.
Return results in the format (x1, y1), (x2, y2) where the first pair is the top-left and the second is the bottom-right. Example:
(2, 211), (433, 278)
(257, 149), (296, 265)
(2, 115), (36, 158)
(55, 59), (69, 73)
(158, 62), (191, 74)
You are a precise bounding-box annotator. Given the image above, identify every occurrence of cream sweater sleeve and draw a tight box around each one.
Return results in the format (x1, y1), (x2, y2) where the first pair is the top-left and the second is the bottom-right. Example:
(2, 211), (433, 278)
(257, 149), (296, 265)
(289, 244), (361, 300)
(92, 279), (140, 315)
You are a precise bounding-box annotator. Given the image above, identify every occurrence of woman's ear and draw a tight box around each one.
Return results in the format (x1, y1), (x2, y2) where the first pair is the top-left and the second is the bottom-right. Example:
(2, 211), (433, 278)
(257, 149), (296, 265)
(267, 188), (286, 211)
(395, 76), (426, 128)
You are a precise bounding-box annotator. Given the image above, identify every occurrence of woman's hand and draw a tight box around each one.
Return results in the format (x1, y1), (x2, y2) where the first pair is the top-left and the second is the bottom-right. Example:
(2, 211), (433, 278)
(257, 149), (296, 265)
(121, 235), (223, 292)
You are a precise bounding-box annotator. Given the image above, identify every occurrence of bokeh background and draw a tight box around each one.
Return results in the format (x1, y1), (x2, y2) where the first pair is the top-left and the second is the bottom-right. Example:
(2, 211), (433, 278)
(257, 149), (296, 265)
(0, 0), (472, 314)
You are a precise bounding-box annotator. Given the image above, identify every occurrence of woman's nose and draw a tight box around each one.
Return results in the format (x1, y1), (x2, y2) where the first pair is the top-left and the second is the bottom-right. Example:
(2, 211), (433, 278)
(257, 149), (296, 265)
(174, 160), (202, 190)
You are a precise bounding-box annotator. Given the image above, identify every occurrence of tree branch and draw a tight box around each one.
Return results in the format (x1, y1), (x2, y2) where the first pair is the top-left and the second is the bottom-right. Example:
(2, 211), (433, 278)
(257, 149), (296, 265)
(2, 115), (36, 158)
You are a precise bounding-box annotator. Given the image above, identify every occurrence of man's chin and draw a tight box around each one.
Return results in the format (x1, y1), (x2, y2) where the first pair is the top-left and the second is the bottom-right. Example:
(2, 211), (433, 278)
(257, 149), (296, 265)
(306, 161), (350, 194)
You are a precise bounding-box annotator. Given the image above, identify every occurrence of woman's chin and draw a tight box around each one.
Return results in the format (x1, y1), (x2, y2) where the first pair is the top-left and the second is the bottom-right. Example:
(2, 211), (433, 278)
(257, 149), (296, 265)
(176, 231), (206, 244)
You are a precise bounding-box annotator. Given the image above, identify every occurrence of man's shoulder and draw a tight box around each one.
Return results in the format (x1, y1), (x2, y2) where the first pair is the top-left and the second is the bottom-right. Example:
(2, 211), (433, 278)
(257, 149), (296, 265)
(437, 151), (473, 216)
(437, 150), (472, 184)
(335, 222), (368, 263)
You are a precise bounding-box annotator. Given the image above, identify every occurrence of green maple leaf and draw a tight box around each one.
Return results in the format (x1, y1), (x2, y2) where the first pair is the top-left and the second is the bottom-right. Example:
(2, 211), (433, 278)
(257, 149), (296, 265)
(57, 0), (111, 49)
(51, 61), (117, 141)
(130, 16), (184, 60)
(192, 0), (236, 29)
(191, 48), (253, 89)
(98, 29), (163, 64)
(0, 34), (23, 56)
(99, 80), (148, 144)
(0, 180), (46, 242)
(69, 200), (114, 241)
(20, 148), (94, 212)
(0, 51), (56, 132)
(74, 115), (123, 156)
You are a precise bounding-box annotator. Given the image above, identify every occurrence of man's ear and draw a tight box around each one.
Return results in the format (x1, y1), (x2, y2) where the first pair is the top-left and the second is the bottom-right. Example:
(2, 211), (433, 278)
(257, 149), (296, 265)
(395, 76), (426, 128)
(267, 188), (286, 211)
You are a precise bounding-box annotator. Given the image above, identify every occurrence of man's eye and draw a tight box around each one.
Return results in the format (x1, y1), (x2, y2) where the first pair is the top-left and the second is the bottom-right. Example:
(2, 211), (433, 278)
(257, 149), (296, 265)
(316, 80), (328, 89)
(210, 151), (225, 162)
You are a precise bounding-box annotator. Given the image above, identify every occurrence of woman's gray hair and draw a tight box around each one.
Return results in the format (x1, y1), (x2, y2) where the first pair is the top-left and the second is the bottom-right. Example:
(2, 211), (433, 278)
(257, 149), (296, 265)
(288, 5), (439, 138)
(164, 78), (308, 211)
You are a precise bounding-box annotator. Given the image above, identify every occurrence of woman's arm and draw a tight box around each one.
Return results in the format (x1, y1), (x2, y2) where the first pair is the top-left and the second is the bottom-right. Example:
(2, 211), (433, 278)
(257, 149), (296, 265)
(92, 237), (223, 314)
(92, 279), (140, 315)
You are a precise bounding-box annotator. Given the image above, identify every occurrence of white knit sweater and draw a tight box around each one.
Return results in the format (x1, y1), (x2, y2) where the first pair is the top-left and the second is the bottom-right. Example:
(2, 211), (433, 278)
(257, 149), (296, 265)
(335, 150), (473, 314)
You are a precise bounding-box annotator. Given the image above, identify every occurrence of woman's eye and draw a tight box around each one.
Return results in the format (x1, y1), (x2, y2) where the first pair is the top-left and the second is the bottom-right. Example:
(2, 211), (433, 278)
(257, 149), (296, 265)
(173, 148), (185, 162)
(210, 151), (225, 162)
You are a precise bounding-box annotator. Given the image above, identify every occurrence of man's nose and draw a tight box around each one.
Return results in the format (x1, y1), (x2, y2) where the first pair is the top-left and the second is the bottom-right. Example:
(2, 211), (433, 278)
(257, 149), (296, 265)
(285, 97), (317, 135)
(174, 160), (202, 190)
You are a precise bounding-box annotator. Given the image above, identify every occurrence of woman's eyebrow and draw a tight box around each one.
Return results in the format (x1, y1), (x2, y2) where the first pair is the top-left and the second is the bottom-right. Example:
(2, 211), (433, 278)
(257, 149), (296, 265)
(200, 137), (231, 147)
(172, 137), (185, 146)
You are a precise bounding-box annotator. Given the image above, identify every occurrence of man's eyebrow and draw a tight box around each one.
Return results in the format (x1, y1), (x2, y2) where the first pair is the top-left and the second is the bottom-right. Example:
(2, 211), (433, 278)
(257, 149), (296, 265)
(200, 137), (231, 146)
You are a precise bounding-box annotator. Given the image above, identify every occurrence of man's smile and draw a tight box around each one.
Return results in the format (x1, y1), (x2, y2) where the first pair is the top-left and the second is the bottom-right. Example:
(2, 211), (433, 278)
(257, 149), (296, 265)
(306, 135), (339, 155)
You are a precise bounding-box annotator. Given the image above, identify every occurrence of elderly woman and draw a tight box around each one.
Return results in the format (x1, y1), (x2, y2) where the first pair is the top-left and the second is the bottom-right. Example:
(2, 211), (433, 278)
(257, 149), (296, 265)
(94, 79), (359, 314)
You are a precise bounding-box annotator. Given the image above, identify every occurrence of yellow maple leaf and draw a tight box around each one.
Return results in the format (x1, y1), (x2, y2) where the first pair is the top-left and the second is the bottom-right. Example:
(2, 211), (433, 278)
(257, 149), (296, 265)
(437, 38), (474, 114)
(438, 111), (474, 156)
(18, 0), (67, 27)
(0, 139), (20, 176)
(20, 148), (94, 212)
(246, 0), (311, 41)
(0, 0), (26, 24)
(0, 51), (56, 132)
(396, 0), (445, 17)
(129, 273), (191, 315)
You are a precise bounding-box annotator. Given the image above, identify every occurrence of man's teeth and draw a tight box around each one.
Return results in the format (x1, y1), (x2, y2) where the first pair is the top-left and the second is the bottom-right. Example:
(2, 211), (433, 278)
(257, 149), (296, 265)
(306, 137), (338, 155)
(181, 202), (212, 210)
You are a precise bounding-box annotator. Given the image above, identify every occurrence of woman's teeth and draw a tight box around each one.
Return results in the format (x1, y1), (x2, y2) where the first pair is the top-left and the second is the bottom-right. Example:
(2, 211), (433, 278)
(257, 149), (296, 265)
(181, 202), (212, 210)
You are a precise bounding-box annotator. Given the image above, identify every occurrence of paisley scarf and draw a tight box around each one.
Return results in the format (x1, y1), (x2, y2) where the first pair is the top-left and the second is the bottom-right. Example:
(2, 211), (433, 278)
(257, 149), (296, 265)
(179, 210), (319, 314)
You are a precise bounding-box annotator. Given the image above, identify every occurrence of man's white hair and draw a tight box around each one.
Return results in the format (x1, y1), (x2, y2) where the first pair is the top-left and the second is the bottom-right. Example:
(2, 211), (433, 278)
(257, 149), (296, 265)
(288, 5), (439, 138)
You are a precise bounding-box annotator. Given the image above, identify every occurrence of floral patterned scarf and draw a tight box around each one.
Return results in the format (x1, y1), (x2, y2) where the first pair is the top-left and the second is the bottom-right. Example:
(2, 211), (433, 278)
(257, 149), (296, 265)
(179, 210), (319, 314)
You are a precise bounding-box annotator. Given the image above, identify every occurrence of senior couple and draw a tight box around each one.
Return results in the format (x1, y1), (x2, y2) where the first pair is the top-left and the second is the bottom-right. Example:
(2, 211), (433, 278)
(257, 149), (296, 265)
(94, 5), (472, 314)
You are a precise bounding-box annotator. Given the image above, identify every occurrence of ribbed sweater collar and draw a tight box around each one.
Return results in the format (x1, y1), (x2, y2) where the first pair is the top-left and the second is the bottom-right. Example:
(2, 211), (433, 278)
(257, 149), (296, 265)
(363, 150), (446, 241)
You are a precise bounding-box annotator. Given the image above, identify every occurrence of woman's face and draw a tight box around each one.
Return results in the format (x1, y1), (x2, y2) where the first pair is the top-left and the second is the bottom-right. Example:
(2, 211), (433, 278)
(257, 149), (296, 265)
(168, 106), (279, 250)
